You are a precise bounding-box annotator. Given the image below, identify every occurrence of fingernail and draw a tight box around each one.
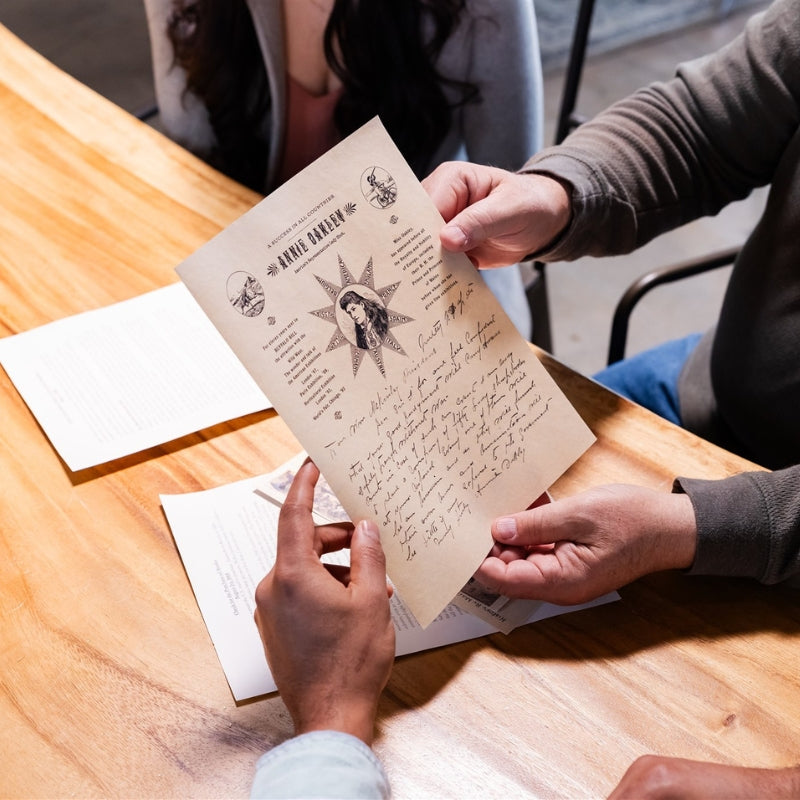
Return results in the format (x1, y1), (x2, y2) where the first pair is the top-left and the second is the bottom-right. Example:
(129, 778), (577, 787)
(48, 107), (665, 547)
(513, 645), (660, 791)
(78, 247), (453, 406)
(494, 517), (517, 541)
(445, 224), (470, 249)
(357, 519), (379, 541)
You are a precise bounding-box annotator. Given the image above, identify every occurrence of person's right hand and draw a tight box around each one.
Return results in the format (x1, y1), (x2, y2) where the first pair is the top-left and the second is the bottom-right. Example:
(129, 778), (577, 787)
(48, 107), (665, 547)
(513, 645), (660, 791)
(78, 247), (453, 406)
(422, 162), (572, 269)
(475, 485), (698, 605)
(608, 755), (800, 799)
(254, 460), (395, 745)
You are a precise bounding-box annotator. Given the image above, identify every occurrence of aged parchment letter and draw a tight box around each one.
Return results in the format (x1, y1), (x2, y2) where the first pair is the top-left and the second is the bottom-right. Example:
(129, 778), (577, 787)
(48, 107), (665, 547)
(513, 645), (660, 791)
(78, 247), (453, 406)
(178, 118), (595, 627)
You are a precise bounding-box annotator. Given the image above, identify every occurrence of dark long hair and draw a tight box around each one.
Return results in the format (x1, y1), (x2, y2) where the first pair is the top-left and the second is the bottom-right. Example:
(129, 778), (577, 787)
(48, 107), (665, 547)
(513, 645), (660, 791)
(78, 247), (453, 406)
(167, 0), (478, 190)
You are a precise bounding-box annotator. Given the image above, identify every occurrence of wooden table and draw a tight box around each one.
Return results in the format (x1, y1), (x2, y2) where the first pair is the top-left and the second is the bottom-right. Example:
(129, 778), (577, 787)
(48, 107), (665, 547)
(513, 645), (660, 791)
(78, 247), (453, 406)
(1, 24), (797, 799)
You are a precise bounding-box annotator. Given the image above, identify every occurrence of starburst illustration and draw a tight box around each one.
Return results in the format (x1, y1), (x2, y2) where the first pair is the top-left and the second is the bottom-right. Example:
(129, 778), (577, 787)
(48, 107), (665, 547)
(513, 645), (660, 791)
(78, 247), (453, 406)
(310, 254), (414, 377)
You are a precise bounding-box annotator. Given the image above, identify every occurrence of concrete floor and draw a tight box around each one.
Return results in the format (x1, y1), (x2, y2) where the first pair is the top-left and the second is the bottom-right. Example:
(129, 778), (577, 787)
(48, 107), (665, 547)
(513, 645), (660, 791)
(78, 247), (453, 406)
(0, 0), (771, 375)
(1, 0), (155, 116)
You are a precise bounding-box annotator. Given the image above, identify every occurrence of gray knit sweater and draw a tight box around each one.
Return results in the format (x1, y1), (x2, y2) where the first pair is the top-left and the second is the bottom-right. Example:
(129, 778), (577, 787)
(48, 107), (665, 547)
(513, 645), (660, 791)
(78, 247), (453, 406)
(524, 0), (800, 584)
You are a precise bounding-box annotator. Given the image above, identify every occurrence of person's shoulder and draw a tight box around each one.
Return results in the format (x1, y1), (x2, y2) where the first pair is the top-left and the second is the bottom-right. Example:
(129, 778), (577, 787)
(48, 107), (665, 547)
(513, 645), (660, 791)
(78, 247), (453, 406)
(463, 0), (533, 23)
(456, 0), (536, 46)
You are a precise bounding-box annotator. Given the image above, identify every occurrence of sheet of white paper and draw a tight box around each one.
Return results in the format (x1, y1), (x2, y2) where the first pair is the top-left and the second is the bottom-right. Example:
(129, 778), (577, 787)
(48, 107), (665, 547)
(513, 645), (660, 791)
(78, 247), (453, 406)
(0, 283), (270, 470)
(161, 472), (618, 701)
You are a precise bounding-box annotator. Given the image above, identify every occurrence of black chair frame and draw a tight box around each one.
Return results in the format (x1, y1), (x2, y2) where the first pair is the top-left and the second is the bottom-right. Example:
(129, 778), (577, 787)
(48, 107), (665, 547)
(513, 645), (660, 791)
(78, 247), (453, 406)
(606, 246), (738, 365)
(525, 0), (598, 352)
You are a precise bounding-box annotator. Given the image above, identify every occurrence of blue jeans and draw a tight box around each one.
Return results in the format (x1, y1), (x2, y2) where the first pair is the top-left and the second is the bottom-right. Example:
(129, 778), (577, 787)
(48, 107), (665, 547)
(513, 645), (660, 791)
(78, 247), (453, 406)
(592, 333), (702, 426)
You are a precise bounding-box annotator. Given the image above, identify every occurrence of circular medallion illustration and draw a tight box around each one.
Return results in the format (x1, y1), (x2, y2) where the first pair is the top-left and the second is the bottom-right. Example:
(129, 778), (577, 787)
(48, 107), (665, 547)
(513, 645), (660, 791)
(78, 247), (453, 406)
(361, 165), (397, 209)
(227, 271), (265, 317)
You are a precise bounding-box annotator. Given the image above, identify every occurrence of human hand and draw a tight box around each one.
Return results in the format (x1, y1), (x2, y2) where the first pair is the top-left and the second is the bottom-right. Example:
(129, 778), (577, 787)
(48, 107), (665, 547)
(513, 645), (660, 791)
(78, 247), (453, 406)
(608, 755), (800, 799)
(254, 460), (395, 745)
(475, 485), (697, 604)
(421, 162), (572, 268)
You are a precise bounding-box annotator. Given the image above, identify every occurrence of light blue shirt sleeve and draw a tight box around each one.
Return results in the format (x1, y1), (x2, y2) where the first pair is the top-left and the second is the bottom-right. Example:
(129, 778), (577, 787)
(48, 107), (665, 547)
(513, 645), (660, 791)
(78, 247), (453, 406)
(251, 731), (391, 799)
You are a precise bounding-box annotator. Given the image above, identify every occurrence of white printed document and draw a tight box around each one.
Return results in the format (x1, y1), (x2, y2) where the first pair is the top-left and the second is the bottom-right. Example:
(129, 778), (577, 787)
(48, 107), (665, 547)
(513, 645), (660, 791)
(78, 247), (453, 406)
(161, 464), (618, 700)
(0, 283), (270, 470)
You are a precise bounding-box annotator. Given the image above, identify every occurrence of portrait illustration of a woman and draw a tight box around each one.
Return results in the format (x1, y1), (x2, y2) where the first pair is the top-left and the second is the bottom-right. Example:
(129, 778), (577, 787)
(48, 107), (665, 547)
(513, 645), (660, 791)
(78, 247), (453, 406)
(339, 289), (388, 350)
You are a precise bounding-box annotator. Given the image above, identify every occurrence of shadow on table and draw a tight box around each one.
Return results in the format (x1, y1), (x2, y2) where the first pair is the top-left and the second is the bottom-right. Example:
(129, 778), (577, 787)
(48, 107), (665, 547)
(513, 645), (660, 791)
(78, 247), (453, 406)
(379, 572), (798, 716)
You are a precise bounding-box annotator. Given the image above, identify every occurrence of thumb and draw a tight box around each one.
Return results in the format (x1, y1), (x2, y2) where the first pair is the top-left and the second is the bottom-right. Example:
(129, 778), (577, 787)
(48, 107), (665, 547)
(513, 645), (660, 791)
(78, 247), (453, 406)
(492, 506), (558, 547)
(349, 519), (389, 594)
(439, 203), (494, 253)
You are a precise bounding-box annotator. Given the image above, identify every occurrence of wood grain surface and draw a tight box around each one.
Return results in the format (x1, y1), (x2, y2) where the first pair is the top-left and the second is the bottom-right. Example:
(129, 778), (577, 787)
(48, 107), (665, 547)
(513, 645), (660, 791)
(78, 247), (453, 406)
(1, 24), (797, 799)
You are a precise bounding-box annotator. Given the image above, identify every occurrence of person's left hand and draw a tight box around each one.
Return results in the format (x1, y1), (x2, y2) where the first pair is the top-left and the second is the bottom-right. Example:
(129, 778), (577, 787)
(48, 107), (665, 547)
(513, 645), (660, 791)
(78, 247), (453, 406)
(254, 460), (395, 745)
(608, 755), (800, 799)
(476, 484), (698, 605)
